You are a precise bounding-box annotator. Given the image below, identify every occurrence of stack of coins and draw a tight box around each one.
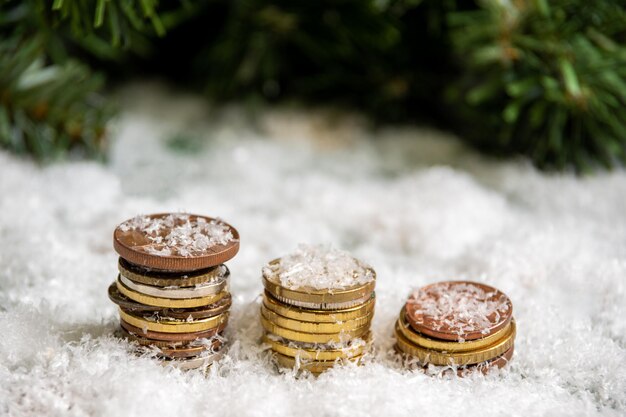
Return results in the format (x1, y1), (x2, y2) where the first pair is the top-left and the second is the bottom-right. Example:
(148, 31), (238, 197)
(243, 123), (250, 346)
(260, 245), (376, 374)
(108, 213), (240, 370)
(395, 281), (516, 375)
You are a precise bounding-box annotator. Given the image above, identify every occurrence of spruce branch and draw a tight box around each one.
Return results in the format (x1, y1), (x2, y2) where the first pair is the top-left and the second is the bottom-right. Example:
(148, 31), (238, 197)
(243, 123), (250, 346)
(0, 35), (111, 160)
(446, 0), (626, 171)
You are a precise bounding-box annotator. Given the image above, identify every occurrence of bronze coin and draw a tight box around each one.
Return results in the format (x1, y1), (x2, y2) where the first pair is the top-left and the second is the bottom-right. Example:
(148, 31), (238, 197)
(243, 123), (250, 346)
(118, 326), (225, 348)
(108, 282), (232, 319)
(113, 213), (240, 271)
(121, 327), (224, 358)
(405, 281), (512, 341)
(120, 319), (227, 342)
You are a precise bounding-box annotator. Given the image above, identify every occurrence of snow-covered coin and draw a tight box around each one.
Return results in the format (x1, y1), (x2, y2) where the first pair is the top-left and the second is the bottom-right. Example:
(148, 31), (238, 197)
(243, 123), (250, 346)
(405, 281), (513, 341)
(262, 244), (376, 310)
(113, 213), (239, 271)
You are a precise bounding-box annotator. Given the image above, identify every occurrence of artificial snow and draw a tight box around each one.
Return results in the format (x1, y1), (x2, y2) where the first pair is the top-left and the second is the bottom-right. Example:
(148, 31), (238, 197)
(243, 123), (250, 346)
(0, 84), (625, 417)
(265, 244), (374, 290)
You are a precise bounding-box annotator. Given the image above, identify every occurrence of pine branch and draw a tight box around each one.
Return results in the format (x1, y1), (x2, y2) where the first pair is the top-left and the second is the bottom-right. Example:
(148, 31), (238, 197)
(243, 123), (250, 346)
(0, 35), (111, 160)
(446, 0), (626, 171)
(0, 0), (186, 160)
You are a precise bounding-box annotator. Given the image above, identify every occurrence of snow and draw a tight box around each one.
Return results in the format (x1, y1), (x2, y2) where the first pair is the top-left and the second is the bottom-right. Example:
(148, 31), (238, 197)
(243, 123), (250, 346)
(0, 83), (625, 417)
(264, 244), (375, 290)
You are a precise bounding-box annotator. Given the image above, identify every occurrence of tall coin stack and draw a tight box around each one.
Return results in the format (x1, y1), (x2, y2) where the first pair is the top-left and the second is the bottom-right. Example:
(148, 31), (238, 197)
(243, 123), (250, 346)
(108, 213), (240, 370)
(260, 245), (376, 374)
(395, 281), (516, 375)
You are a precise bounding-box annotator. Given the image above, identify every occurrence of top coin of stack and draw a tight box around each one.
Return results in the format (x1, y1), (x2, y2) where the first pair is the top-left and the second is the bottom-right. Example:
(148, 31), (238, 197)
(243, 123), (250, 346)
(394, 281), (516, 375)
(260, 244), (376, 374)
(108, 213), (240, 370)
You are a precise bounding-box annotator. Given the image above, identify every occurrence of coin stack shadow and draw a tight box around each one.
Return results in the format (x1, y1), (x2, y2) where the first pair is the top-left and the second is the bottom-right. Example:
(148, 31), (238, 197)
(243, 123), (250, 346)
(107, 214), (239, 370)
(394, 281), (516, 375)
(260, 259), (376, 374)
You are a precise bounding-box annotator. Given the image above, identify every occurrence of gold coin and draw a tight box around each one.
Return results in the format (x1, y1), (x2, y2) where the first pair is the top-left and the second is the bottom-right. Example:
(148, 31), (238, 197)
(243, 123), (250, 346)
(263, 292), (375, 323)
(268, 289), (375, 310)
(273, 351), (363, 373)
(118, 258), (229, 287)
(260, 304), (372, 333)
(394, 319), (516, 366)
(396, 308), (512, 353)
(116, 278), (228, 308)
(260, 313), (369, 343)
(119, 308), (229, 333)
(262, 259), (376, 309)
(262, 333), (370, 361)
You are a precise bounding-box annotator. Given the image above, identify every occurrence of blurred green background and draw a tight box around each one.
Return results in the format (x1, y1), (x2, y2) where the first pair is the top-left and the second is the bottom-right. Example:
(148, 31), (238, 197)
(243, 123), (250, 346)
(1, 0), (625, 172)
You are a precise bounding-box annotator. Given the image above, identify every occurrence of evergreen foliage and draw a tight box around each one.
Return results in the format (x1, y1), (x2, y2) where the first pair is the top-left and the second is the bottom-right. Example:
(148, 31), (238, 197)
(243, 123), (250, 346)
(446, 0), (626, 171)
(0, 33), (109, 159)
(1, 0), (626, 171)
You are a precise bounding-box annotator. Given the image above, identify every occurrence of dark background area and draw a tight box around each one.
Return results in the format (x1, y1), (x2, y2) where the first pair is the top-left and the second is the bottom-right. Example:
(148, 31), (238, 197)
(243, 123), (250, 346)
(1, 0), (626, 171)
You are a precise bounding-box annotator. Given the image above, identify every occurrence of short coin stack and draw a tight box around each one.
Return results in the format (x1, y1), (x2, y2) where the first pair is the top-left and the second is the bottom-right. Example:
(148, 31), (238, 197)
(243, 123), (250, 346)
(260, 245), (376, 374)
(395, 281), (516, 375)
(108, 213), (240, 370)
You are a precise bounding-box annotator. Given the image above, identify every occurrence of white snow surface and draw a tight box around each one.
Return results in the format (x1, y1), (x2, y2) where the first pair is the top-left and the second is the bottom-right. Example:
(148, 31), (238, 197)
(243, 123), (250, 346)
(0, 84), (625, 417)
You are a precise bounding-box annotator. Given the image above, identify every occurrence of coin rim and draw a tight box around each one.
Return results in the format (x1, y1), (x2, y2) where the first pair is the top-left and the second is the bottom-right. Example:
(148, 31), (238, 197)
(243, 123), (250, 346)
(263, 291), (375, 323)
(262, 332), (371, 360)
(267, 289), (375, 310)
(116, 278), (229, 308)
(120, 319), (226, 342)
(397, 308), (512, 352)
(161, 349), (225, 370)
(157, 340), (224, 358)
(109, 282), (232, 319)
(118, 273), (228, 299)
(260, 313), (370, 343)
(119, 308), (229, 333)
(260, 304), (373, 333)
(113, 213), (240, 271)
(118, 258), (230, 287)
(395, 344), (515, 375)
(394, 319), (516, 366)
(119, 325), (224, 349)
(273, 351), (363, 373)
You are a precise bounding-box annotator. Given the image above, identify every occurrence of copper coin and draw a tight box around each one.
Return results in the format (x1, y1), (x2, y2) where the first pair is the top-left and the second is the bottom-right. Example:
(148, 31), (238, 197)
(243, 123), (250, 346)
(405, 281), (512, 341)
(118, 326), (225, 348)
(124, 329), (224, 358)
(113, 213), (240, 271)
(109, 282), (232, 319)
(120, 319), (227, 342)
